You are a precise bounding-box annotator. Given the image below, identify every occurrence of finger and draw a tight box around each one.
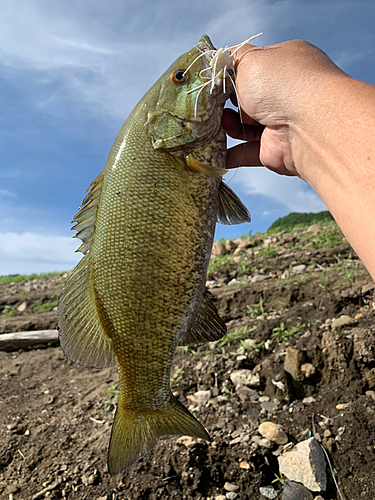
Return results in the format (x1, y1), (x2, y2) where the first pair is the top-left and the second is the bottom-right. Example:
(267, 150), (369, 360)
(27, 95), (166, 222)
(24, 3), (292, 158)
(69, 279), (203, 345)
(222, 109), (262, 140)
(226, 141), (262, 169)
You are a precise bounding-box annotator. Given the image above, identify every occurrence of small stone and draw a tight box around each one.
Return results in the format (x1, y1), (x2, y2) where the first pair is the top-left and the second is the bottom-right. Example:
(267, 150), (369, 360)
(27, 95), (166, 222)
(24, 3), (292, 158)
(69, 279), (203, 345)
(259, 438), (274, 449)
(212, 241), (226, 256)
(323, 429), (331, 438)
(336, 402), (351, 410)
(302, 396), (316, 405)
(251, 274), (268, 283)
(366, 390), (375, 401)
(259, 396), (270, 402)
(278, 437), (327, 491)
(292, 264), (307, 274)
(175, 436), (197, 448)
(259, 485), (277, 499)
(230, 369), (260, 388)
(193, 390), (211, 404)
(259, 422), (288, 445)
(331, 315), (354, 330)
(243, 338), (258, 350)
(284, 347), (303, 381)
(17, 301), (27, 312)
(224, 482), (239, 492)
(226, 493), (237, 500)
(261, 401), (279, 412)
(239, 460), (250, 469)
(214, 496), (226, 500)
(228, 278), (239, 286)
(301, 363), (316, 378)
(81, 474), (89, 486)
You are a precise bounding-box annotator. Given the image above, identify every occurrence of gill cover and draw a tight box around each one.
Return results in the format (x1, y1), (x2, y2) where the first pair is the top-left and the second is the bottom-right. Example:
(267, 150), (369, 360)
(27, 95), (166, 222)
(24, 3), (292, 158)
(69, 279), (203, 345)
(147, 35), (219, 150)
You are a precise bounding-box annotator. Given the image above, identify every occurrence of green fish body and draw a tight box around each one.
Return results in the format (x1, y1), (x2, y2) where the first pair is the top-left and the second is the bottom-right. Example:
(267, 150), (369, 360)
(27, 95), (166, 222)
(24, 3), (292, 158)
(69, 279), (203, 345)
(58, 35), (250, 476)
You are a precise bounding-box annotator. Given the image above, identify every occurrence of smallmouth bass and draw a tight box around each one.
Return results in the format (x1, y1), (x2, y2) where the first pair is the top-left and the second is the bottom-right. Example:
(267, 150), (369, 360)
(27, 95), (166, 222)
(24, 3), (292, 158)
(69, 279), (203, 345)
(58, 35), (250, 476)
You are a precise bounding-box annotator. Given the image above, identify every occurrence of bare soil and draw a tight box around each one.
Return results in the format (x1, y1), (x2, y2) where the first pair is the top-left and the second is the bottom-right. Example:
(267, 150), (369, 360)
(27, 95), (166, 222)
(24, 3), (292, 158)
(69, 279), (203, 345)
(1, 223), (375, 500)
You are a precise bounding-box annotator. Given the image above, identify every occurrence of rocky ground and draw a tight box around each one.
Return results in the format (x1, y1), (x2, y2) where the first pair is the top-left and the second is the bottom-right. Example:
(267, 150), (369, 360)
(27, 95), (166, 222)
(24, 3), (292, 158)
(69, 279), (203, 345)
(0, 221), (375, 500)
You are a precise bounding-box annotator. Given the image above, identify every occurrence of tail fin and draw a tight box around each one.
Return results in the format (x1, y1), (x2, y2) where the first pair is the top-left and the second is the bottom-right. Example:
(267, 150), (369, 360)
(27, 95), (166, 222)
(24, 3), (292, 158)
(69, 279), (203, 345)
(108, 396), (210, 476)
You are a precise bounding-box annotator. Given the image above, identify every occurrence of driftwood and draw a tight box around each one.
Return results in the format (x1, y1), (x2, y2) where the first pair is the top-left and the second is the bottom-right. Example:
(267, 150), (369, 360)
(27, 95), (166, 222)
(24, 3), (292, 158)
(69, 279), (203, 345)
(0, 330), (59, 350)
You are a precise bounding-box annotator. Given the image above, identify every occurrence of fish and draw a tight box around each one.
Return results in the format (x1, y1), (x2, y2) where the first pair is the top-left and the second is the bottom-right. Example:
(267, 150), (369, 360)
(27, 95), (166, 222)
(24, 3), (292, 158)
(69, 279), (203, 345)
(57, 34), (250, 476)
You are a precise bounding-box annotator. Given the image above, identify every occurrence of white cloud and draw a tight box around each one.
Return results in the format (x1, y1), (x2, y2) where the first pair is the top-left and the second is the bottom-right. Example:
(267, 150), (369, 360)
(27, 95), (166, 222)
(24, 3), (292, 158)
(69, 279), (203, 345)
(229, 167), (327, 213)
(0, 232), (79, 275)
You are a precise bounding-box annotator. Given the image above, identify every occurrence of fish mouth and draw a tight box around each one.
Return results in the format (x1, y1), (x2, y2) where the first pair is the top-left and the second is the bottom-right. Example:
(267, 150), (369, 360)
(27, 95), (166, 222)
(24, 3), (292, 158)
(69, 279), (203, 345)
(198, 34), (216, 53)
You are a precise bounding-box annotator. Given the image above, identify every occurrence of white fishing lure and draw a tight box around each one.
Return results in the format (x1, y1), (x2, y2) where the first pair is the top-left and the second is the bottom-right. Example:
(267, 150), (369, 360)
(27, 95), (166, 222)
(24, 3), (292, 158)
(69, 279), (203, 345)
(184, 33), (263, 117)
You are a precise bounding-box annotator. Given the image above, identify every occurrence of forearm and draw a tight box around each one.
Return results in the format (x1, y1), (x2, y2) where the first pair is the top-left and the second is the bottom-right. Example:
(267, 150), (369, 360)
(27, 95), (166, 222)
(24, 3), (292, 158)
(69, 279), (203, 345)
(292, 75), (375, 278)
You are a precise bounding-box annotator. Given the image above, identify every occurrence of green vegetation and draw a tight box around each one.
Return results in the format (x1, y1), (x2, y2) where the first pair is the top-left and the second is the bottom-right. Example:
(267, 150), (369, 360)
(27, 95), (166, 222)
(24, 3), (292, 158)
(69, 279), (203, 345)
(170, 368), (184, 389)
(208, 254), (233, 277)
(104, 382), (119, 412)
(2, 305), (15, 317)
(267, 210), (334, 233)
(246, 297), (265, 318)
(218, 326), (256, 348)
(0, 271), (67, 286)
(309, 227), (344, 248)
(272, 322), (305, 343)
(32, 299), (59, 313)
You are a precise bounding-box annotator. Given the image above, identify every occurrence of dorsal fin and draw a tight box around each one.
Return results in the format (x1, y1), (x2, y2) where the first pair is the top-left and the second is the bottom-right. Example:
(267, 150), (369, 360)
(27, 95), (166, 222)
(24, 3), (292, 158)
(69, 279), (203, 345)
(180, 288), (226, 345)
(217, 181), (251, 225)
(72, 171), (104, 254)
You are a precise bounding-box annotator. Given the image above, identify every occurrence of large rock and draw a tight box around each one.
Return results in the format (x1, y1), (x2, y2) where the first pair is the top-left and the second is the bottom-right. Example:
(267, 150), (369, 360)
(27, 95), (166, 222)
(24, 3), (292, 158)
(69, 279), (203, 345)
(278, 438), (327, 492)
(212, 241), (226, 256)
(284, 347), (304, 381)
(282, 480), (313, 499)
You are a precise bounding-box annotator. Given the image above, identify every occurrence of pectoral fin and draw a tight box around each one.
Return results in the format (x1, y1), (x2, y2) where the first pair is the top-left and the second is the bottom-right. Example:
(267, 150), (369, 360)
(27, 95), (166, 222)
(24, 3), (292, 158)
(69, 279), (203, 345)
(185, 154), (228, 178)
(181, 288), (226, 345)
(217, 181), (251, 225)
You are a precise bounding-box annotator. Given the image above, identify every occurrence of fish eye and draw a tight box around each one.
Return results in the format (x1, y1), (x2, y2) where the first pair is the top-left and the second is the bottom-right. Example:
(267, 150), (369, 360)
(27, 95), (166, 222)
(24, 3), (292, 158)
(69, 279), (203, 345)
(171, 70), (186, 83)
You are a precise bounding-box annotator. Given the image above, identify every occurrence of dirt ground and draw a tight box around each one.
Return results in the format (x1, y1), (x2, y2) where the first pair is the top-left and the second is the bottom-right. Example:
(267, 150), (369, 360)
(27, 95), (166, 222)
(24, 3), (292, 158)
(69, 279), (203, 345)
(0, 223), (375, 500)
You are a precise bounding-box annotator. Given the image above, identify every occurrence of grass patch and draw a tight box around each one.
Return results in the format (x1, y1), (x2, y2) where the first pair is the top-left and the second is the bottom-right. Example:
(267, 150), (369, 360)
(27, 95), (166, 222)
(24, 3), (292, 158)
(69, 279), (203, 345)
(218, 326), (256, 348)
(0, 271), (67, 286)
(272, 322), (305, 343)
(2, 305), (16, 317)
(32, 299), (59, 313)
(208, 254), (234, 277)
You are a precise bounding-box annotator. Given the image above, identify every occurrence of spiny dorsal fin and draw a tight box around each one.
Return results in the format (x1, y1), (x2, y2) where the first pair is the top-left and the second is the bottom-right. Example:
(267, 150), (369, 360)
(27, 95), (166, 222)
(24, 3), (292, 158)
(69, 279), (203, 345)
(72, 171), (104, 254)
(180, 288), (226, 345)
(57, 256), (116, 368)
(217, 181), (251, 225)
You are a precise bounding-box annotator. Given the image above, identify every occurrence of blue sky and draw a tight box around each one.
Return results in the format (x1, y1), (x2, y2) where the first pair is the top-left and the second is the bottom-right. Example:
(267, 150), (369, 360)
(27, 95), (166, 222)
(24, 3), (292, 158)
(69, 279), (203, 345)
(1, 0), (374, 275)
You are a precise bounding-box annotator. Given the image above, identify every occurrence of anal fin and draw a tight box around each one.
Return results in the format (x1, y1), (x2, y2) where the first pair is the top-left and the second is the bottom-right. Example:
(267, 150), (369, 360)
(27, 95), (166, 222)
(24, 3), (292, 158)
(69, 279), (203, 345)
(181, 288), (226, 346)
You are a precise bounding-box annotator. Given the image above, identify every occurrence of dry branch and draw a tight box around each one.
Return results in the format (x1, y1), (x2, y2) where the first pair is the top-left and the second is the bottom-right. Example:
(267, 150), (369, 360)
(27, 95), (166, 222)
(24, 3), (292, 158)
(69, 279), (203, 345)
(0, 330), (59, 350)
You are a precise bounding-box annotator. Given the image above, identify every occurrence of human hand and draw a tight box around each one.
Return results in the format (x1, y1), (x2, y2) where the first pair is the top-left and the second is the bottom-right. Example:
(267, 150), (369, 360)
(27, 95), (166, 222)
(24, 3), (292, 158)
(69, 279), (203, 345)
(222, 40), (345, 179)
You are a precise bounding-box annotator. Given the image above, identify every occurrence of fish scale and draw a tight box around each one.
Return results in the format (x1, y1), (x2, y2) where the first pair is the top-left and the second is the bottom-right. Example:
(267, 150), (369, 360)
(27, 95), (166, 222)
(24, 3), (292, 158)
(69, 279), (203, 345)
(58, 34), (251, 476)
